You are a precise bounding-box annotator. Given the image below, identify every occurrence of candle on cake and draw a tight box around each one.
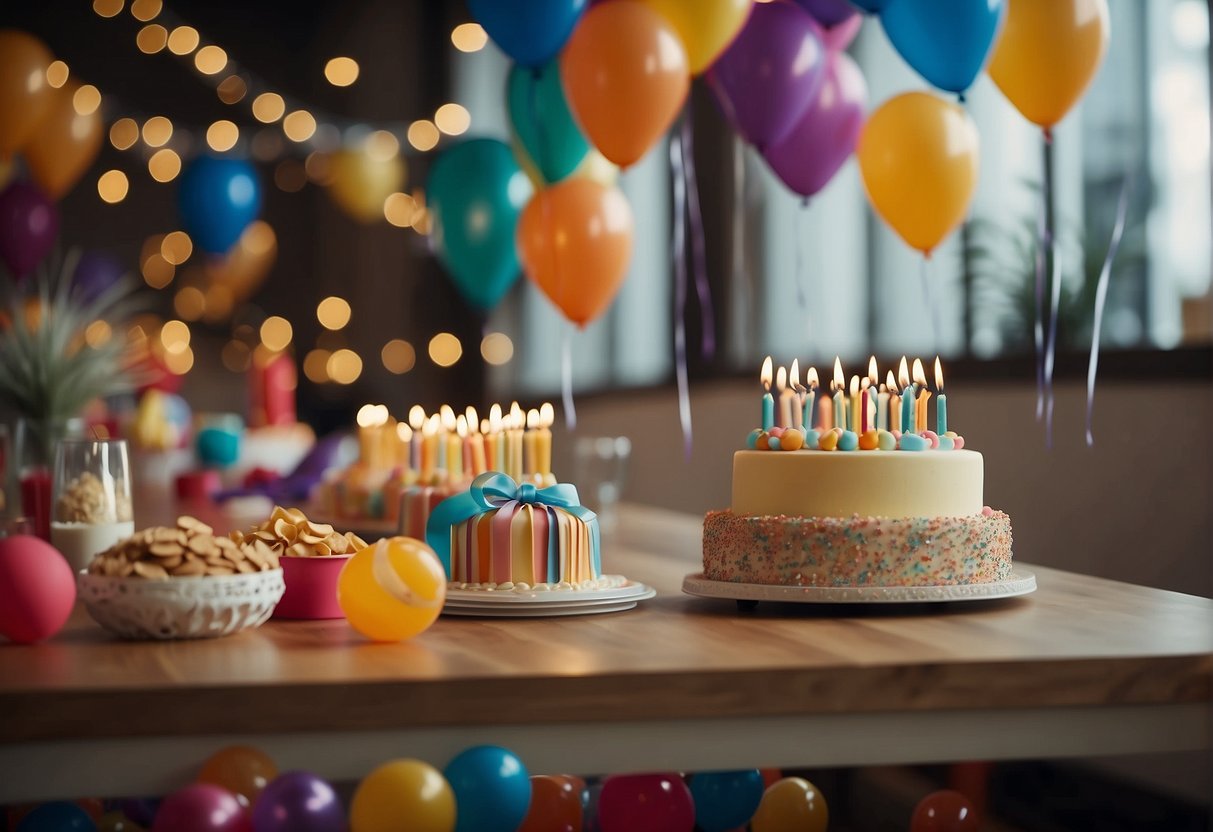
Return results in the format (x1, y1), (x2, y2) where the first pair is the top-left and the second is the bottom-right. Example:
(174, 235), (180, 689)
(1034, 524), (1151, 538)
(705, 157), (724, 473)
(524, 409), (540, 480)
(790, 360), (805, 431)
(867, 357), (879, 432)
(442, 406), (461, 479)
(935, 357), (947, 434)
(886, 370), (899, 433)
(899, 356), (914, 435)
(536, 402), (554, 483)
(777, 366), (792, 429)
(356, 404), (379, 468)
(396, 422), (413, 472)
(849, 375), (861, 435)
(420, 414), (439, 482)
(508, 402), (524, 482)
(760, 356), (774, 431)
(913, 358), (931, 433)
(804, 366), (818, 430)
(488, 404), (504, 472)
(466, 406), (487, 475)
(408, 406), (425, 471)
(832, 357), (846, 432)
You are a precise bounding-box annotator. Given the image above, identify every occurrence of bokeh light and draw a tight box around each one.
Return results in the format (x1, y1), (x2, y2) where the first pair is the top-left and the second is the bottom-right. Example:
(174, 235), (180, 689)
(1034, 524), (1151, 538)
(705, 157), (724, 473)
(46, 61), (69, 89)
(326, 349), (362, 384)
(480, 332), (514, 365)
(283, 110), (317, 142)
(259, 316), (293, 352)
(222, 340), (251, 373)
(141, 252), (174, 288)
(216, 74), (247, 104)
(407, 120), (439, 152)
(324, 57), (360, 87)
(252, 92), (286, 123)
(383, 192), (418, 227)
(381, 339), (416, 374)
(97, 170), (129, 203)
(142, 116), (173, 147)
(303, 349), (330, 383)
(428, 332), (462, 367)
(93, 0), (124, 18)
(451, 23), (487, 52)
(148, 148), (182, 182)
(130, 0), (161, 21)
(435, 104), (470, 136)
(160, 319), (190, 353)
(136, 23), (167, 53)
(194, 44), (227, 74)
(163, 346), (194, 375)
(84, 319), (112, 348)
(364, 130), (399, 162)
(160, 231), (193, 265)
(73, 85), (101, 116)
(206, 120), (239, 152)
(109, 118), (139, 150)
(316, 296), (351, 330)
(167, 26), (199, 55)
(173, 286), (206, 320)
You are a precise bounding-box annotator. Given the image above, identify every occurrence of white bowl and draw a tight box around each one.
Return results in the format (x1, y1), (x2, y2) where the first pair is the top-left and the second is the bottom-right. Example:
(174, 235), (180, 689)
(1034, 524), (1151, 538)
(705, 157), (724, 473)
(78, 569), (285, 640)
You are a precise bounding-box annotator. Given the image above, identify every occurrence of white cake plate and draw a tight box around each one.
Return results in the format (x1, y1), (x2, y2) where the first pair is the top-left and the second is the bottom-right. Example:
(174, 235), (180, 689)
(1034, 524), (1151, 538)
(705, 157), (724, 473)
(682, 568), (1036, 607)
(442, 576), (656, 618)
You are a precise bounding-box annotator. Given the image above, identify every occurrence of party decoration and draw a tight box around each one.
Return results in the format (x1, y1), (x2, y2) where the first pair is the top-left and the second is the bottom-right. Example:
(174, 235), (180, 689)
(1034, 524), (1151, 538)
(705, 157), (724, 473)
(507, 59), (590, 185)
(250, 771), (345, 832)
(0, 534), (76, 644)
(880, 0), (1004, 94)
(428, 138), (531, 310)
(821, 13), (863, 50)
(762, 51), (867, 198)
(0, 181), (59, 277)
(23, 81), (105, 198)
(15, 803), (96, 832)
(750, 777), (828, 832)
(707, 2), (828, 151)
(204, 219), (277, 305)
(598, 774), (694, 832)
(151, 785), (247, 832)
(72, 251), (125, 303)
(0, 30), (55, 158)
(561, 1), (690, 168)
(350, 759), (456, 832)
(642, 0), (753, 74)
(468, 0), (588, 67)
(518, 775), (584, 832)
(987, 0), (1110, 131)
(197, 745), (278, 807)
(852, 0), (890, 11)
(795, 0), (859, 28)
(516, 178), (633, 326)
(910, 789), (978, 832)
(178, 156), (261, 254)
(337, 537), (446, 642)
(856, 91), (978, 255)
(443, 745), (531, 832)
(326, 149), (406, 223)
(690, 770), (765, 832)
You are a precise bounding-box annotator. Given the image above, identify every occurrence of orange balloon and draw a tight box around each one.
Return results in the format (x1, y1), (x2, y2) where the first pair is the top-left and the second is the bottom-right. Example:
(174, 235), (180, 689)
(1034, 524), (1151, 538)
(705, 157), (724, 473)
(517, 179), (634, 327)
(856, 91), (979, 255)
(517, 775), (584, 832)
(197, 744), (279, 806)
(206, 219), (277, 302)
(560, 1), (690, 168)
(987, 0), (1109, 131)
(24, 80), (105, 198)
(0, 30), (55, 158)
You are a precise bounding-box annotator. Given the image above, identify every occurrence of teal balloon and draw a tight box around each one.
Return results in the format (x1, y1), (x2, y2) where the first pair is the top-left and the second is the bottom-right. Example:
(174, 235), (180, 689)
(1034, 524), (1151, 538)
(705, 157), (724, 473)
(507, 60), (590, 184)
(429, 138), (532, 311)
(690, 770), (764, 832)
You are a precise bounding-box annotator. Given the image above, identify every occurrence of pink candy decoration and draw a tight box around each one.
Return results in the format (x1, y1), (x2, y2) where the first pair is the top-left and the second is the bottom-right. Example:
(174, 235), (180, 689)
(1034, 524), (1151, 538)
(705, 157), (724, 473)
(923, 430), (940, 449)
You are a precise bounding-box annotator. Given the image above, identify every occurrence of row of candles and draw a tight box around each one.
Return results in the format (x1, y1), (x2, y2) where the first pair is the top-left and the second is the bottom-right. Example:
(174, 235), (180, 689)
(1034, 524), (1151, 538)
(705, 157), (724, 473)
(355, 401), (555, 485)
(760, 355), (948, 436)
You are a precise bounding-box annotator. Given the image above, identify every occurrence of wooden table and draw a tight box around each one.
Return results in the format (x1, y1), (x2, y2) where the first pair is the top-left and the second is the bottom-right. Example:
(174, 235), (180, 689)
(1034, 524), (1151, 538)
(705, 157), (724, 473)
(0, 506), (1210, 802)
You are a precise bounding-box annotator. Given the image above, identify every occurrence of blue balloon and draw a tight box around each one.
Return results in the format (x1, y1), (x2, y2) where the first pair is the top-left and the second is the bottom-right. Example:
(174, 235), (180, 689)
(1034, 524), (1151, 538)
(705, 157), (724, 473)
(507, 59), (591, 184)
(177, 155), (262, 254)
(428, 138), (532, 311)
(468, 0), (588, 67)
(880, 0), (1003, 93)
(851, 0), (890, 12)
(690, 770), (765, 832)
(16, 802), (97, 832)
(443, 745), (531, 832)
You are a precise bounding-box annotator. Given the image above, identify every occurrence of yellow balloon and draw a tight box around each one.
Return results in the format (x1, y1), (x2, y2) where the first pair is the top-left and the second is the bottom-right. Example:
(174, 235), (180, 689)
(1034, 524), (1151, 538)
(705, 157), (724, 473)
(351, 759), (456, 832)
(857, 91), (979, 256)
(24, 80), (105, 198)
(751, 777), (828, 832)
(988, 0), (1110, 131)
(327, 149), (406, 223)
(642, 0), (753, 75)
(204, 219), (277, 305)
(337, 537), (446, 642)
(0, 30), (55, 158)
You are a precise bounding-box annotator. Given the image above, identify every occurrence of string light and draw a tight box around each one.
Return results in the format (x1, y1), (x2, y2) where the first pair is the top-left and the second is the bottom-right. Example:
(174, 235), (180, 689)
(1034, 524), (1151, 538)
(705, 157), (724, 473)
(130, 0), (161, 22)
(173, 286), (206, 320)
(97, 170), (129, 204)
(383, 192), (418, 227)
(136, 23), (167, 53)
(303, 349), (330, 383)
(364, 130), (399, 162)
(434, 103), (470, 136)
(109, 118), (139, 150)
(166, 25), (199, 55)
(316, 296), (351, 330)
(206, 119), (239, 152)
(481, 332), (514, 365)
(46, 61), (70, 89)
(163, 346), (194, 375)
(73, 85), (102, 116)
(324, 57), (359, 87)
(142, 116), (173, 147)
(160, 231), (193, 264)
(260, 316), (293, 352)
(141, 252), (174, 288)
(194, 44), (227, 75)
(160, 320), (190, 353)
(148, 148), (182, 182)
(93, 0), (124, 18)
(283, 110), (317, 142)
(326, 349), (362, 384)
(252, 92), (285, 123)
(216, 74), (246, 104)
(381, 339), (415, 374)
(84, 320), (113, 348)
(428, 333), (462, 367)
(407, 120), (439, 151)
(451, 23), (487, 52)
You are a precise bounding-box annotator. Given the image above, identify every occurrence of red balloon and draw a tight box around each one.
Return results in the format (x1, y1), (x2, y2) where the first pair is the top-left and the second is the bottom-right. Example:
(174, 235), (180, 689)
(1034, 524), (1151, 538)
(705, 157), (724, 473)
(518, 775), (583, 832)
(598, 773), (694, 832)
(0, 534), (76, 644)
(152, 784), (249, 832)
(910, 790), (978, 832)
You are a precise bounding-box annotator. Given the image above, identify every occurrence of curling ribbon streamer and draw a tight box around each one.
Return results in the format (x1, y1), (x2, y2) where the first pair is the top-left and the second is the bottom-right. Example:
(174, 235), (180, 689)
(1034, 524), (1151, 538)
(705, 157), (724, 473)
(793, 201), (808, 311)
(732, 138), (750, 345)
(1085, 178), (1131, 446)
(920, 256), (942, 353)
(561, 325), (576, 430)
(680, 111), (716, 360)
(671, 128), (694, 458)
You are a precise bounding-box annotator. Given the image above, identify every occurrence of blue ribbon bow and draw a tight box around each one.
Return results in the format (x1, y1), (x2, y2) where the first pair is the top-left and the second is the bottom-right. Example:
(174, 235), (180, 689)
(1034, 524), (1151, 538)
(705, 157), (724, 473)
(425, 472), (600, 577)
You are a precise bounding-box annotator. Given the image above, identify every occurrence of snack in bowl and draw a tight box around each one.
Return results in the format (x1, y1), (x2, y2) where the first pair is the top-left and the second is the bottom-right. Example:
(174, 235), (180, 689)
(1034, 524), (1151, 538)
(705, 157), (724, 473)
(229, 506), (367, 619)
(78, 515), (285, 640)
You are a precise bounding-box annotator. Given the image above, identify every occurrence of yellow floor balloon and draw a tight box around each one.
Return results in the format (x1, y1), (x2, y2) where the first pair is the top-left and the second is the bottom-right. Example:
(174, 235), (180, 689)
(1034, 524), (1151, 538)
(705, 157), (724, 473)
(350, 759), (456, 832)
(750, 777), (828, 832)
(988, 0), (1110, 132)
(857, 91), (979, 256)
(337, 537), (447, 642)
(642, 0), (753, 75)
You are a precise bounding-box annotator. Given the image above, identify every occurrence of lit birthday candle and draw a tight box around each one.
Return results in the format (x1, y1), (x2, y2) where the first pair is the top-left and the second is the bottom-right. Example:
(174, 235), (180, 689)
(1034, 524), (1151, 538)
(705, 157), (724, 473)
(777, 366), (792, 429)
(849, 375), (861, 434)
(537, 402), (554, 483)
(899, 355), (914, 435)
(935, 356), (947, 435)
(441, 405), (459, 477)
(790, 360), (804, 431)
(396, 422), (413, 472)
(508, 402), (524, 482)
(833, 357), (846, 432)
(525, 408), (540, 481)
(913, 358), (931, 433)
(867, 356), (879, 432)
(456, 415), (470, 478)
(420, 414), (439, 483)
(356, 404), (378, 467)
(804, 366), (819, 429)
(408, 405), (425, 472)
(886, 370), (899, 433)
(860, 376), (871, 433)
(760, 356), (774, 431)
(466, 406), (487, 475)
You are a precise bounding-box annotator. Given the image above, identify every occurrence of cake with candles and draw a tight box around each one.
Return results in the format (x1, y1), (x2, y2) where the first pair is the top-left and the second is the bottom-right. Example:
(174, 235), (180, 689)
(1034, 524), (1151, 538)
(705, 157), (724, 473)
(702, 356), (1013, 588)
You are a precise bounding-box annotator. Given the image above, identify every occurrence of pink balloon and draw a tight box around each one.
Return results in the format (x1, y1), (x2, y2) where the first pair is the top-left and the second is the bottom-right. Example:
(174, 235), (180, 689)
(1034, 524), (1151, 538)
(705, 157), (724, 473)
(822, 12), (863, 51)
(598, 773), (694, 832)
(761, 51), (868, 198)
(0, 535), (76, 644)
(0, 181), (58, 278)
(152, 785), (249, 832)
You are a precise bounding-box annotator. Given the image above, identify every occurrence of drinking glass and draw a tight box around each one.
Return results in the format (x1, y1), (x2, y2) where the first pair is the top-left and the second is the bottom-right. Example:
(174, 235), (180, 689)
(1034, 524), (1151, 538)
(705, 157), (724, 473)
(572, 436), (632, 534)
(51, 439), (134, 572)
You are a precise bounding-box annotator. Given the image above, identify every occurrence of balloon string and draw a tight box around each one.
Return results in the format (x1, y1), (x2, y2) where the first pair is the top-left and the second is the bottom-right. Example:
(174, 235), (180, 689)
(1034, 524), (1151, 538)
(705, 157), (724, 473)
(670, 127), (693, 459)
(920, 255), (941, 353)
(1085, 177), (1132, 446)
(732, 139), (749, 348)
(561, 325), (576, 431)
(1042, 134), (1060, 448)
(793, 201), (808, 311)
(680, 109), (715, 361)
(1033, 136), (1049, 423)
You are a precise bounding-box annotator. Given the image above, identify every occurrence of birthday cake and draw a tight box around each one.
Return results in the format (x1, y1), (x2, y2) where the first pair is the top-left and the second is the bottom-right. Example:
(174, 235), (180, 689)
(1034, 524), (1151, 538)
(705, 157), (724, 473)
(703, 357), (1013, 588)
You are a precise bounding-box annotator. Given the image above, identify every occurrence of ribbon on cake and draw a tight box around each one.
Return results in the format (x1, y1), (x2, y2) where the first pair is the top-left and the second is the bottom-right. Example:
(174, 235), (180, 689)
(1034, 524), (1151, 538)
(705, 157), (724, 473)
(425, 472), (600, 579)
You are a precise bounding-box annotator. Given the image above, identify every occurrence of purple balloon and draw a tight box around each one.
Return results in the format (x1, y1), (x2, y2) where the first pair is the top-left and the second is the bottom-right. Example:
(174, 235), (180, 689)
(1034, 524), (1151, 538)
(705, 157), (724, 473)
(761, 51), (868, 198)
(794, 0), (859, 28)
(0, 181), (59, 278)
(706, 1), (828, 151)
(822, 13), (863, 50)
(72, 251), (125, 303)
(250, 771), (345, 832)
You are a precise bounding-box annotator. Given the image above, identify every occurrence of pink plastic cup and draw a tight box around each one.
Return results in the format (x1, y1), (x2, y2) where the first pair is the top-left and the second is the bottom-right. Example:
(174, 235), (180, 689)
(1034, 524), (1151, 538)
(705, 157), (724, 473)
(273, 554), (352, 619)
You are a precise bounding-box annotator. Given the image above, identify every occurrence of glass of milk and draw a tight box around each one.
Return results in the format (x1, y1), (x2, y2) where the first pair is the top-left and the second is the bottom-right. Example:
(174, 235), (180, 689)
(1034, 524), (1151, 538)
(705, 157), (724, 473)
(51, 439), (135, 573)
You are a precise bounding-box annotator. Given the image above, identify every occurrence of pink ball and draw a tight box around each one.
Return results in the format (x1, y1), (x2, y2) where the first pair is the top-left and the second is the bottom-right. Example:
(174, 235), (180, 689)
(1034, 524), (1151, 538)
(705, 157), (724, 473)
(0, 535), (76, 644)
(153, 784), (249, 832)
(598, 773), (694, 832)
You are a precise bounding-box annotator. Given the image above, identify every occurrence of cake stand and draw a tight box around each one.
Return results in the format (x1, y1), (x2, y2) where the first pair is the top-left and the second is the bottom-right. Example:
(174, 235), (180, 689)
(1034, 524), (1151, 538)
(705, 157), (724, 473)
(442, 576), (656, 618)
(682, 568), (1036, 609)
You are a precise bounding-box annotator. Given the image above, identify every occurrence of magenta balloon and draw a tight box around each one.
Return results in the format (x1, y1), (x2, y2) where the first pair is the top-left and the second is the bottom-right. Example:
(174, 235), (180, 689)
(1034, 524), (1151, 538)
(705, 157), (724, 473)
(794, 0), (859, 28)
(152, 784), (249, 832)
(706, 1), (828, 151)
(0, 181), (59, 278)
(822, 12), (863, 50)
(250, 771), (345, 832)
(598, 774), (694, 832)
(761, 51), (867, 198)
